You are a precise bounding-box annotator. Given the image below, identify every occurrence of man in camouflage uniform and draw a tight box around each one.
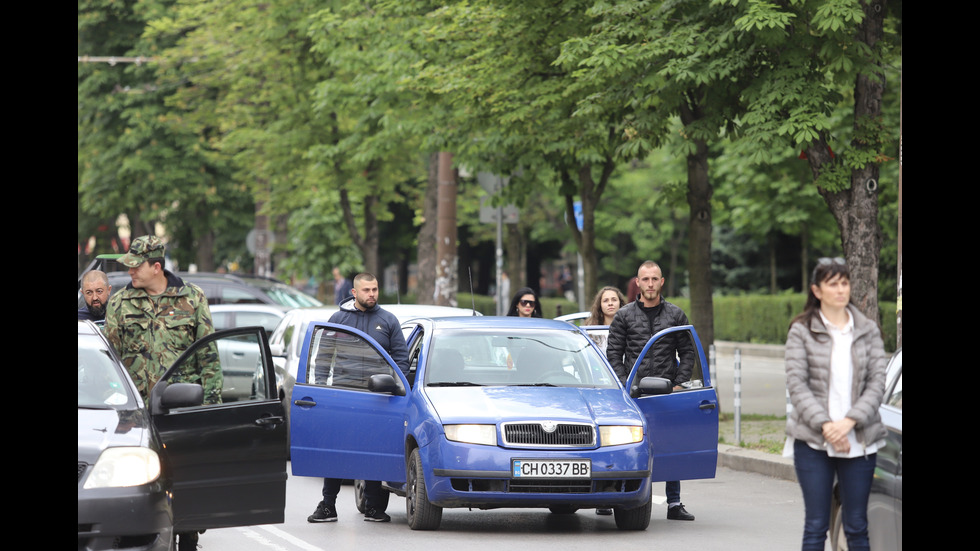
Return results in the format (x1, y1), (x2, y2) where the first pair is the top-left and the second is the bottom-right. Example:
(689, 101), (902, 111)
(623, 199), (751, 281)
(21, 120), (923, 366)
(104, 235), (221, 551)
(105, 235), (222, 404)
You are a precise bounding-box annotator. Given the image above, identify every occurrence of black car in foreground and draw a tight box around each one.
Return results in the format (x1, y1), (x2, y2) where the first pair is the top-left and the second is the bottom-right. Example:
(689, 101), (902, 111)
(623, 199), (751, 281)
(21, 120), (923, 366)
(77, 321), (287, 551)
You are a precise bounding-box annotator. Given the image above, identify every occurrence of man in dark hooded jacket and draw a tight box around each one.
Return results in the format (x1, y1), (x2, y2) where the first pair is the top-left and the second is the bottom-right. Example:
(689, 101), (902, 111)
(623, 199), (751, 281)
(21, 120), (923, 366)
(307, 272), (409, 524)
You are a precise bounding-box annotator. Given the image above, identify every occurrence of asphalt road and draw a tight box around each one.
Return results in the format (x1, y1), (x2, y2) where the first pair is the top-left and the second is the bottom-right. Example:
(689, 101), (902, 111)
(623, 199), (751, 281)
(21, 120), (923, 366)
(194, 464), (810, 551)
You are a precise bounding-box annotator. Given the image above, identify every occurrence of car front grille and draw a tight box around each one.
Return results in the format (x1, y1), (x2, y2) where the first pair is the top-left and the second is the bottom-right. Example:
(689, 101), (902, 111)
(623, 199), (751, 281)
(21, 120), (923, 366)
(501, 421), (595, 447)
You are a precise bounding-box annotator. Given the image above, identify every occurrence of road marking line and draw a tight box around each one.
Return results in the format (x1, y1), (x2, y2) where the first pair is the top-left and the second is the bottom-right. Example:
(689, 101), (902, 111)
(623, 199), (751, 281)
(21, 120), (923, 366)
(256, 524), (325, 551)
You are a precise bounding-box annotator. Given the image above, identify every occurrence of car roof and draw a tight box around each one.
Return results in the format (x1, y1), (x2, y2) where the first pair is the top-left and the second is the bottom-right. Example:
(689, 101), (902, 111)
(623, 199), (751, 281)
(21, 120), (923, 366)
(421, 316), (577, 331)
(77, 319), (101, 336)
(283, 304), (482, 324)
(554, 311), (589, 322)
(209, 303), (290, 314)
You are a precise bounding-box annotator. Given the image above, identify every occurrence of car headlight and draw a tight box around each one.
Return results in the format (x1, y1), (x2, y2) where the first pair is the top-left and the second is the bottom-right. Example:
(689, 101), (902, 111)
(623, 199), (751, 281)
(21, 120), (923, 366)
(599, 425), (644, 446)
(444, 424), (497, 446)
(83, 447), (162, 488)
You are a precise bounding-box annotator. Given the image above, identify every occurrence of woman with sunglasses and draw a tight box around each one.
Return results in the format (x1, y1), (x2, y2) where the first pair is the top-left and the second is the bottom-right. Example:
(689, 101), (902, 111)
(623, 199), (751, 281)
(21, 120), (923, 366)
(506, 287), (542, 318)
(784, 257), (888, 551)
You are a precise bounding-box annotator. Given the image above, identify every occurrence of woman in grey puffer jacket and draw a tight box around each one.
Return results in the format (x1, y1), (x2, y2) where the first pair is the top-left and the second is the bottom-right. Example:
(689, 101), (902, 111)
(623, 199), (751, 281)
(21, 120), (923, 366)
(784, 258), (887, 551)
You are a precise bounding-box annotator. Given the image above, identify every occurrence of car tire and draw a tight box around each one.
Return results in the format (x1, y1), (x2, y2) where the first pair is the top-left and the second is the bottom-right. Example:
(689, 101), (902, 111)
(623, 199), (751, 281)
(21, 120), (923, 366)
(354, 479), (390, 514)
(406, 448), (442, 530)
(613, 493), (652, 530)
(548, 506), (579, 514)
(830, 487), (848, 551)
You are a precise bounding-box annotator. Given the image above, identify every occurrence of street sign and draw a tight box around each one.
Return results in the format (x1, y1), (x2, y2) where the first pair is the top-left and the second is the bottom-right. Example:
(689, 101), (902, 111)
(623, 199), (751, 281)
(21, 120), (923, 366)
(479, 197), (520, 224)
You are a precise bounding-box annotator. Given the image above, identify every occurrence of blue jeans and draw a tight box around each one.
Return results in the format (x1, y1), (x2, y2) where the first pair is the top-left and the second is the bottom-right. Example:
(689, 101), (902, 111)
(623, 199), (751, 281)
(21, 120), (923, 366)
(666, 480), (681, 505)
(793, 440), (876, 551)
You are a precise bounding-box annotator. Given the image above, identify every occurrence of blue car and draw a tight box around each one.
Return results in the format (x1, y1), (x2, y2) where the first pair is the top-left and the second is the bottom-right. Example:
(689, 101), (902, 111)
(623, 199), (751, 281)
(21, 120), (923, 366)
(289, 316), (718, 530)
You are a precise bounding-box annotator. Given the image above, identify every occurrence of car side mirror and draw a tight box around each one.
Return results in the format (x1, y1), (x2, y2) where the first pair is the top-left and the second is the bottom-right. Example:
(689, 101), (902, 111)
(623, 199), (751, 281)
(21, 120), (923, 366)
(368, 374), (405, 396)
(161, 382), (205, 409)
(637, 377), (673, 396)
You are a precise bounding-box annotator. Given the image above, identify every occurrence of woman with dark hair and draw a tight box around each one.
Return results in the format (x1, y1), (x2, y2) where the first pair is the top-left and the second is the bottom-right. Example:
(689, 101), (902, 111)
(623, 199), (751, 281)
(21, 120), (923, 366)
(585, 286), (627, 326)
(506, 287), (542, 318)
(784, 257), (887, 551)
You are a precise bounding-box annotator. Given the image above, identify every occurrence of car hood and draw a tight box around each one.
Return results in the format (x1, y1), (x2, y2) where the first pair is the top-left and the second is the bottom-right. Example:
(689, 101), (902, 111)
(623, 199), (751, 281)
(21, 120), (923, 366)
(424, 386), (643, 426)
(77, 407), (153, 464)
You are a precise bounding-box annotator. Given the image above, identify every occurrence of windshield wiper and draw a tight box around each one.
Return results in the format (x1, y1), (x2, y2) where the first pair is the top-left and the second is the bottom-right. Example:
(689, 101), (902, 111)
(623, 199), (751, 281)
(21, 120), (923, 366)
(509, 383), (558, 387)
(427, 381), (485, 387)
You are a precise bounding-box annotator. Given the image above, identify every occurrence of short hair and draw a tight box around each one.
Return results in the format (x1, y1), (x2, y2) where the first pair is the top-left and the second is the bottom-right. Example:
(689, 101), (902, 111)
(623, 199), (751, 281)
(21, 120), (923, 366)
(637, 260), (661, 275)
(353, 272), (377, 285)
(82, 270), (110, 287)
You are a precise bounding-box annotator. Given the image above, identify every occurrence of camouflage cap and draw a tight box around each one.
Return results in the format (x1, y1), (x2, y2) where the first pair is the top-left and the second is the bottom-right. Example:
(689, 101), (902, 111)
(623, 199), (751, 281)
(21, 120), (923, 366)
(118, 235), (166, 268)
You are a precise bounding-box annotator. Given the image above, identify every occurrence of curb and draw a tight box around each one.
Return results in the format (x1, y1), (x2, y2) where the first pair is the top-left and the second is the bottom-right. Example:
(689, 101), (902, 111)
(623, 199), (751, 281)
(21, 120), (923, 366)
(713, 340), (785, 359)
(718, 444), (796, 482)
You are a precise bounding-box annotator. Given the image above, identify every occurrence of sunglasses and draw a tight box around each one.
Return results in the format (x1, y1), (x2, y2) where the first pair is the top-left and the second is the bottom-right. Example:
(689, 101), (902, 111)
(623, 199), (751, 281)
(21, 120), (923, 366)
(519, 299), (536, 307)
(812, 257), (847, 281)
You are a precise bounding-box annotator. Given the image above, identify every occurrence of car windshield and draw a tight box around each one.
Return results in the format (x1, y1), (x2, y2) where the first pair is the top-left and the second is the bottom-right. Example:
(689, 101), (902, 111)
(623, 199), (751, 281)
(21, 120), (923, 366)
(78, 334), (136, 409)
(259, 284), (322, 308)
(425, 328), (619, 388)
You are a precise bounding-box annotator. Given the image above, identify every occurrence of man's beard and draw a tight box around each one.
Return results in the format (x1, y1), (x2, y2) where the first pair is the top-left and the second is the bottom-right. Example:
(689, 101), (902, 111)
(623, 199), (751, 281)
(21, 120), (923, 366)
(87, 302), (107, 319)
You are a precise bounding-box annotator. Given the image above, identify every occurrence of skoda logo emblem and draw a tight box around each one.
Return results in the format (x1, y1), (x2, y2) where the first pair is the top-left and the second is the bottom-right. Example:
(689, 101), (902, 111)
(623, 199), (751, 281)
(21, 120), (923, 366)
(540, 421), (558, 433)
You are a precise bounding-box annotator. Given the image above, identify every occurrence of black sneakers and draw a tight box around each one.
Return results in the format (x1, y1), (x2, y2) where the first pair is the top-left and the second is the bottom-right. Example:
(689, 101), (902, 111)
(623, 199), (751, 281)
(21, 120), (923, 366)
(667, 503), (695, 521)
(363, 507), (391, 522)
(307, 501), (338, 523)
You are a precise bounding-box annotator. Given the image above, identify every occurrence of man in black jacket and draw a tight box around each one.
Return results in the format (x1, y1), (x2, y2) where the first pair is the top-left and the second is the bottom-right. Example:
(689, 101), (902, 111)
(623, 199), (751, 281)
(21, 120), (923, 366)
(307, 272), (409, 524)
(606, 261), (696, 521)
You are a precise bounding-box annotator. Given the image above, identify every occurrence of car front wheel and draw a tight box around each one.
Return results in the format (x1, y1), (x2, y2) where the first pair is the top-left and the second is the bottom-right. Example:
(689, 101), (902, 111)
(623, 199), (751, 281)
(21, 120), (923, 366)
(406, 448), (442, 530)
(613, 492), (652, 530)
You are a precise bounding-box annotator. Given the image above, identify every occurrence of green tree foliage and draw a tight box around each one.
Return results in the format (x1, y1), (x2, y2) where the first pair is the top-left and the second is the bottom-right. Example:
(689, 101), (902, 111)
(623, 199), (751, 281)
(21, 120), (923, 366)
(78, 0), (253, 271)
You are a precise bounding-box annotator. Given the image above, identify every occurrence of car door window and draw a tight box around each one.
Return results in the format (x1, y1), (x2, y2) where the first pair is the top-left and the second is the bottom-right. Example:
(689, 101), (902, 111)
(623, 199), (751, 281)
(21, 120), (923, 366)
(304, 326), (402, 391)
(163, 328), (273, 405)
(886, 370), (902, 409)
(627, 325), (709, 391)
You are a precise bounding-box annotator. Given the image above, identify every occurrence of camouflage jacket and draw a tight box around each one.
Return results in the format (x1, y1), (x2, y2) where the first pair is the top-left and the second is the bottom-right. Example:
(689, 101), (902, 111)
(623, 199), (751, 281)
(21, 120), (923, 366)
(105, 270), (222, 403)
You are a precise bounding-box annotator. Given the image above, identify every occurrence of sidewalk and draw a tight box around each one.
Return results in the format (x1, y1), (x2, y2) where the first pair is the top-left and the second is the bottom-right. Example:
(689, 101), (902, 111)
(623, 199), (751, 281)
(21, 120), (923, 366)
(712, 340), (795, 481)
(718, 444), (796, 482)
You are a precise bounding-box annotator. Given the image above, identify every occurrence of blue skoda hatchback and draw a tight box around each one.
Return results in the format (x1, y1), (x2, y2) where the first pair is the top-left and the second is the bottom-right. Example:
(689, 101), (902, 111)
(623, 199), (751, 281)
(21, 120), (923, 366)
(289, 317), (718, 530)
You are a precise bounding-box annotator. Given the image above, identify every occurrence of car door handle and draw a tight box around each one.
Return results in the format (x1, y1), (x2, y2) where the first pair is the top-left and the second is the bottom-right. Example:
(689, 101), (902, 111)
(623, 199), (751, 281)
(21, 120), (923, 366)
(294, 399), (316, 407)
(699, 402), (716, 410)
(254, 415), (285, 428)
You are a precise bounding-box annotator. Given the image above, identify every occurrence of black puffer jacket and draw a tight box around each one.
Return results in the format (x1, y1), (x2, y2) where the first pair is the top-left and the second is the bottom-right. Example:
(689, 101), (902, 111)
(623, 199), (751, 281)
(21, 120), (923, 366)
(606, 298), (695, 385)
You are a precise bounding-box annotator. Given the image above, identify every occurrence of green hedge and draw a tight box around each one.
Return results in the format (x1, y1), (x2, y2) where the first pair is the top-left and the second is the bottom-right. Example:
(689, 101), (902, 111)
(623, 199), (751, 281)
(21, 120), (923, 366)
(671, 294), (897, 352)
(388, 292), (897, 352)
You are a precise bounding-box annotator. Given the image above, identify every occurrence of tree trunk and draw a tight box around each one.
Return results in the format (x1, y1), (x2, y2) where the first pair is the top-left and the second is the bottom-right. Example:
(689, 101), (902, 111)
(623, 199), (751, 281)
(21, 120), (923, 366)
(195, 229), (215, 272)
(804, 0), (885, 323)
(563, 155), (614, 305)
(506, 223), (524, 292)
(434, 152), (458, 307)
(680, 100), (715, 350)
(416, 153), (439, 304)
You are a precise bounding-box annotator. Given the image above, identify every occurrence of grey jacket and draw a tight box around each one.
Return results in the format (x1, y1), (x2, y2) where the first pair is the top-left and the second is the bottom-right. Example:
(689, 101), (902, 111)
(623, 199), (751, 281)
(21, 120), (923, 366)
(784, 305), (888, 450)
